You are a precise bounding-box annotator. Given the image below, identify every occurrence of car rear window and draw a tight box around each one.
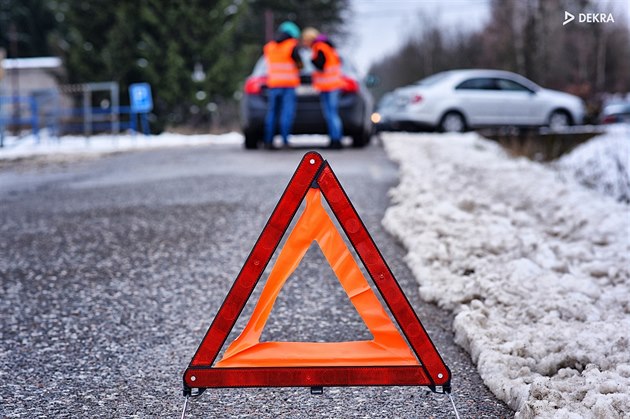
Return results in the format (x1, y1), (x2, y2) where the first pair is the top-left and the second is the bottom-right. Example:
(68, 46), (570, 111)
(414, 72), (452, 86)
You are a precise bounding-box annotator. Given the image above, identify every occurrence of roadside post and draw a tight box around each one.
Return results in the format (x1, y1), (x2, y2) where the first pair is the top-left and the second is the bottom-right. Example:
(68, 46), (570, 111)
(129, 82), (152, 136)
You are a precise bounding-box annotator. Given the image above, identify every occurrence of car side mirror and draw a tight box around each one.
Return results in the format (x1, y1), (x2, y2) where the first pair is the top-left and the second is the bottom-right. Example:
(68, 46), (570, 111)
(365, 74), (380, 88)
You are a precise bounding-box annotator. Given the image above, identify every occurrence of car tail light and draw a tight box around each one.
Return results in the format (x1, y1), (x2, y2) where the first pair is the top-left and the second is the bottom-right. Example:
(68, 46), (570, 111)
(410, 94), (423, 104)
(244, 76), (267, 95)
(341, 76), (359, 93)
(602, 115), (618, 124)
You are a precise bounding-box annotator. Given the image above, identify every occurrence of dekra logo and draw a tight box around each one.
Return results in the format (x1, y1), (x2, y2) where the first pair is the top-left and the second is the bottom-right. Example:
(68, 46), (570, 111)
(564, 11), (615, 25)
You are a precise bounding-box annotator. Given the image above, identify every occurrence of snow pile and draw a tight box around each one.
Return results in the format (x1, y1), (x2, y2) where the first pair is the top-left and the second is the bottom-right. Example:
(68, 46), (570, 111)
(0, 131), (242, 160)
(556, 124), (630, 203)
(382, 133), (630, 418)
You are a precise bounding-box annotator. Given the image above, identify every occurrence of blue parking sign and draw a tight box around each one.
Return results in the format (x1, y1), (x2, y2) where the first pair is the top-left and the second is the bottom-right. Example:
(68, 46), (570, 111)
(129, 83), (153, 113)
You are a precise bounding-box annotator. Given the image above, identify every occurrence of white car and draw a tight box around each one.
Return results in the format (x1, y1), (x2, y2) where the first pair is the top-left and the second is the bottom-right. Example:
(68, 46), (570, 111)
(390, 69), (585, 132)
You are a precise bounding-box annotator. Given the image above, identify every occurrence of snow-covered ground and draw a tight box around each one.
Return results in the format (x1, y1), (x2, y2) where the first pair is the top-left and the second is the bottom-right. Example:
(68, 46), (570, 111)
(0, 131), (243, 160)
(556, 124), (630, 203)
(382, 132), (630, 418)
(0, 132), (339, 161)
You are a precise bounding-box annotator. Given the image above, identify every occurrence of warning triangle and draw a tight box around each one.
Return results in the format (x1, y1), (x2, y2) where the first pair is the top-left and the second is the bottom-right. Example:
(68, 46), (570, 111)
(184, 152), (450, 392)
(216, 188), (417, 368)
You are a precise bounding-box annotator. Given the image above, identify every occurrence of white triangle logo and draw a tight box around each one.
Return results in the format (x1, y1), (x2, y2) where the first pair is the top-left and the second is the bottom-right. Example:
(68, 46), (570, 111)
(563, 11), (575, 25)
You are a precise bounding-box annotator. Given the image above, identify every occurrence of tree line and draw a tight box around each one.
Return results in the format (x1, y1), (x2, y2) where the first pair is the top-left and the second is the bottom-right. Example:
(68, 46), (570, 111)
(1, 0), (349, 131)
(368, 0), (630, 119)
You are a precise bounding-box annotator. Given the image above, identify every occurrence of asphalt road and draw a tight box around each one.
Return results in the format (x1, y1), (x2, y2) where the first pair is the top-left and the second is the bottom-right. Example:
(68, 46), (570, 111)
(0, 142), (513, 418)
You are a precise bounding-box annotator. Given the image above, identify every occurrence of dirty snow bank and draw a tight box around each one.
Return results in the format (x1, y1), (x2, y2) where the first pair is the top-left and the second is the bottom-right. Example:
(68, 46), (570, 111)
(0, 131), (242, 160)
(382, 133), (630, 418)
(556, 124), (630, 203)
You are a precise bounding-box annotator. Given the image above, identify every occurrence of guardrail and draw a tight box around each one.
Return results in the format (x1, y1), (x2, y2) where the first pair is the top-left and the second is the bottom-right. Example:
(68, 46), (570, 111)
(478, 126), (607, 161)
(0, 96), (42, 146)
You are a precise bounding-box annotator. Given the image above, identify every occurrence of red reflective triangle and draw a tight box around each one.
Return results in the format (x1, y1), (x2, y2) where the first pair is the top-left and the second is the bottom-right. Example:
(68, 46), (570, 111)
(183, 152), (450, 391)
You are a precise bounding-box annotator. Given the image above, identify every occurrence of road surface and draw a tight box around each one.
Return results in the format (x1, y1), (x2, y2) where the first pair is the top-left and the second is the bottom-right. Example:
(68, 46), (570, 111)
(0, 143), (513, 418)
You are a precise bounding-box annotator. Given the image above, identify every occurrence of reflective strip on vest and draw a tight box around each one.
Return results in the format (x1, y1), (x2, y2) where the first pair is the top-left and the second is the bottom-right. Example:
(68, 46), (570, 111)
(269, 63), (296, 70)
(264, 40), (300, 88)
(313, 65), (341, 84)
(312, 44), (344, 92)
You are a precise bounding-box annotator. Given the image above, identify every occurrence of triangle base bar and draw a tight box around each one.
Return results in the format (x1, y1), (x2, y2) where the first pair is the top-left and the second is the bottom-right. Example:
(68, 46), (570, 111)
(184, 366), (433, 388)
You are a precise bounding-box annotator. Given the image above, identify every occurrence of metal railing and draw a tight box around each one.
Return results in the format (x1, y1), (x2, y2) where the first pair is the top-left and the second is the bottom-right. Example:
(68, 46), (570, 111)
(0, 91), (150, 147)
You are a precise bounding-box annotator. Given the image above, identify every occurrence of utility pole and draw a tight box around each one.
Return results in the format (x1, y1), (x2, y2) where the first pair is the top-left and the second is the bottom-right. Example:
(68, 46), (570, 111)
(265, 9), (274, 42)
(0, 48), (4, 147)
(9, 23), (20, 130)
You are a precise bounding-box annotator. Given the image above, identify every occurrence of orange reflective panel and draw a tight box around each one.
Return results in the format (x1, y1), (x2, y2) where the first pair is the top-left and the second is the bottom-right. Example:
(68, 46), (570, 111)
(215, 188), (419, 368)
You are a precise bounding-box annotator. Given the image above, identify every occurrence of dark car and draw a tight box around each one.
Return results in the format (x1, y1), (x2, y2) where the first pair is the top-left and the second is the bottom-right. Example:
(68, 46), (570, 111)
(240, 49), (374, 149)
(600, 101), (630, 124)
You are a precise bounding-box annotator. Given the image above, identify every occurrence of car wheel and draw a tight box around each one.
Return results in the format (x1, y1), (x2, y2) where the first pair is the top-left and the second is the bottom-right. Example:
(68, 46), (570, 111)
(244, 131), (260, 149)
(439, 111), (466, 133)
(548, 110), (571, 131)
(351, 129), (372, 148)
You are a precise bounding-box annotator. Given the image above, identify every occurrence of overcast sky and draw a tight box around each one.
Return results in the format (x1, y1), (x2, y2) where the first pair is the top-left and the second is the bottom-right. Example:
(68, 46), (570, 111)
(343, 0), (491, 74)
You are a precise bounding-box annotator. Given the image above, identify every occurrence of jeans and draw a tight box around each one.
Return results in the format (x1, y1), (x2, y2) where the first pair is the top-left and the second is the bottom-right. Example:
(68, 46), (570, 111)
(320, 89), (343, 142)
(265, 88), (296, 144)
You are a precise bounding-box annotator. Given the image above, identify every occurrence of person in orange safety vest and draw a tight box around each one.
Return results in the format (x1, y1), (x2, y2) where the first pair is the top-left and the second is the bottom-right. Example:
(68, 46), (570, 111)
(263, 21), (303, 150)
(303, 28), (344, 150)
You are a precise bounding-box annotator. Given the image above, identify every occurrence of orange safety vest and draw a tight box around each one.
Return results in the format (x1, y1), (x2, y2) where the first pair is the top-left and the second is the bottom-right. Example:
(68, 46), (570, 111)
(312, 42), (344, 92)
(263, 39), (300, 88)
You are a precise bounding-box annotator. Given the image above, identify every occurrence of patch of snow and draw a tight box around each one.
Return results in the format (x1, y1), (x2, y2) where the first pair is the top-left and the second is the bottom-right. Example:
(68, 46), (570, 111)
(382, 132), (630, 418)
(556, 124), (630, 203)
(0, 131), (243, 160)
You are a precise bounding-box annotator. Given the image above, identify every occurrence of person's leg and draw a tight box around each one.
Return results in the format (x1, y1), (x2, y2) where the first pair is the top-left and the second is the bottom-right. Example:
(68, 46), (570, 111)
(320, 91), (332, 142)
(320, 90), (343, 145)
(264, 88), (280, 145)
(328, 89), (343, 142)
(279, 88), (296, 145)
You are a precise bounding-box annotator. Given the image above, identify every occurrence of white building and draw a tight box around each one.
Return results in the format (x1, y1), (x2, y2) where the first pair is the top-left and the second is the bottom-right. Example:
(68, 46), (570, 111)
(0, 56), (64, 95)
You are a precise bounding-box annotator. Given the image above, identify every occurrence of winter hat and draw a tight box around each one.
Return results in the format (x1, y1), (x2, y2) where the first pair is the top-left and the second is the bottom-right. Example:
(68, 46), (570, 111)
(278, 21), (301, 39)
(314, 33), (329, 43)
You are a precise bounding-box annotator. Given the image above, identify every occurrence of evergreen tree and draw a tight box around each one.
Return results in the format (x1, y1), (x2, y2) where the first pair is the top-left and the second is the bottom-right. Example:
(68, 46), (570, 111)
(0, 0), (57, 57)
(45, 0), (349, 130)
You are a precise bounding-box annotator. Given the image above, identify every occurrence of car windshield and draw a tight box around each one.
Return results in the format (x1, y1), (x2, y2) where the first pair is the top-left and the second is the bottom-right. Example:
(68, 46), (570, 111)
(252, 48), (358, 77)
